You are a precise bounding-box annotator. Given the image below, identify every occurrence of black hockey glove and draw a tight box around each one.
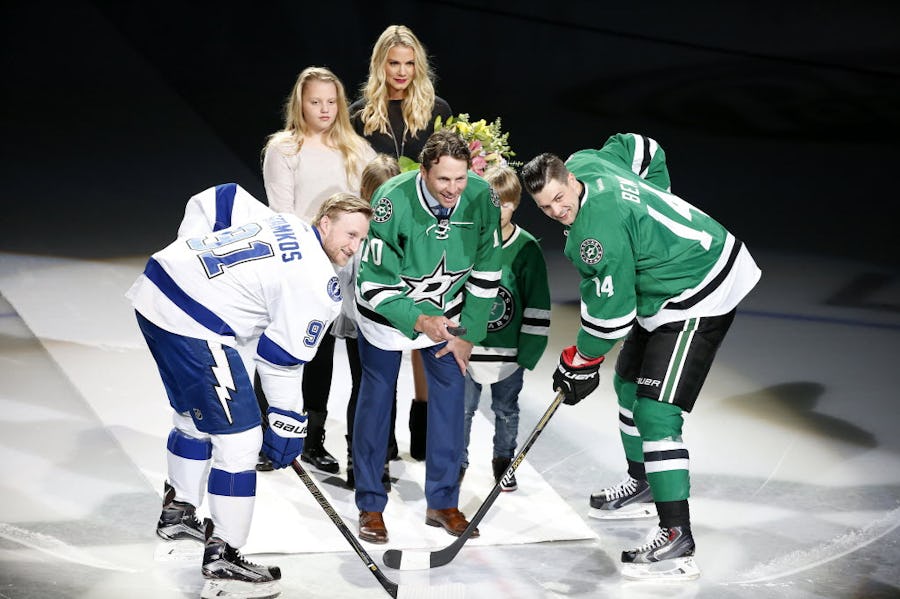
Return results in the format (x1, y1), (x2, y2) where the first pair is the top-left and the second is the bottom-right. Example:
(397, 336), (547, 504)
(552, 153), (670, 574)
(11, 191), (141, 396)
(553, 345), (605, 405)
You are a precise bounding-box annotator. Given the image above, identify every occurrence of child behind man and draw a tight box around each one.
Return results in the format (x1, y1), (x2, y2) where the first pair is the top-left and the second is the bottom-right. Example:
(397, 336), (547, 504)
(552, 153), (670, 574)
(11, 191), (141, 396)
(461, 165), (552, 491)
(336, 154), (401, 490)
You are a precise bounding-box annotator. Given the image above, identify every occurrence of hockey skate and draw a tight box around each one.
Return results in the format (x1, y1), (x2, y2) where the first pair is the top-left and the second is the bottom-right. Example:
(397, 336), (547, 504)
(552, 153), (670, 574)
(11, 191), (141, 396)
(201, 519), (281, 599)
(155, 481), (206, 561)
(621, 525), (700, 581)
(157, 481), (205, 541)
(588, 476), (657, 520)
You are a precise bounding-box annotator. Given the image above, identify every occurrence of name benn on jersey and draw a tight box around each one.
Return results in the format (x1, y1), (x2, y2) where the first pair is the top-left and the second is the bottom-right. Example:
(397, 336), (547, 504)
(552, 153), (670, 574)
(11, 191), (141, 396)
(401, 254), (469, 310)
(270, 214), (302, 262)
(617, 175), (642, 204)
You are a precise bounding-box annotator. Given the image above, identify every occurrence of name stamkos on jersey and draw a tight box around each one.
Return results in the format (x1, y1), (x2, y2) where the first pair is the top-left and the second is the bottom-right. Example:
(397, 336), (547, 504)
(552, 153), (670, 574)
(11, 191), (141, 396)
(580, 238), (604, 265)
(327, 276), (341, 302)
(487, 286), (514, 331)
(373, 197), (393, 223)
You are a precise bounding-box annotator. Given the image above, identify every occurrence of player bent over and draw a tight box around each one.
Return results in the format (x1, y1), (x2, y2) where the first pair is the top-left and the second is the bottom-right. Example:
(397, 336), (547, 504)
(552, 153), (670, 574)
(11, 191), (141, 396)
(128, 184), (372, 596)
(522, 134), (760, 580)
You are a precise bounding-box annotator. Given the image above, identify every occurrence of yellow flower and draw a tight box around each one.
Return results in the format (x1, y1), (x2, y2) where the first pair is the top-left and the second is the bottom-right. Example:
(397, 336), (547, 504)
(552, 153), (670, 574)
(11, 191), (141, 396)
(432, 112), (520, 175)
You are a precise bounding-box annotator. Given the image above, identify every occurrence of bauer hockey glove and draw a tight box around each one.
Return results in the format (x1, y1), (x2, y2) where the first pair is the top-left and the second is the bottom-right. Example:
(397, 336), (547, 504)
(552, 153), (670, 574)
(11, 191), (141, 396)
(262, 407), (307, 469)
(553, 345), (605, 405)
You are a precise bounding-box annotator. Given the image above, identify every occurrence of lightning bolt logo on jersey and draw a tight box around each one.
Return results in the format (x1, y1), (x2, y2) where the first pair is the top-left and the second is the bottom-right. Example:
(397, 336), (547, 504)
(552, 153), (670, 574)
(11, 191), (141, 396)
(356, 169), (502, 350)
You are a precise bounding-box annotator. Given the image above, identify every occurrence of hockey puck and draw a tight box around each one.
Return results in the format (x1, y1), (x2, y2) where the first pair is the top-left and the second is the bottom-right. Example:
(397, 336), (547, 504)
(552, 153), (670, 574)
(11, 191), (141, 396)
(446, 325), (467, 337)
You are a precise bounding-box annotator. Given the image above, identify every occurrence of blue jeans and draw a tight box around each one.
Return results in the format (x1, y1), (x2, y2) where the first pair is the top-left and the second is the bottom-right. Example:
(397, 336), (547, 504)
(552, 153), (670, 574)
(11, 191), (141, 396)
(462, 366), (524, 468)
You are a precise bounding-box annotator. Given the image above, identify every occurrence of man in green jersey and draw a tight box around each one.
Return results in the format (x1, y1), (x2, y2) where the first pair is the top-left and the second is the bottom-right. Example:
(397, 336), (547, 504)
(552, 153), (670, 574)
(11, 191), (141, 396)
(354, 130), (502, 544)
(522, 133), (761, 581)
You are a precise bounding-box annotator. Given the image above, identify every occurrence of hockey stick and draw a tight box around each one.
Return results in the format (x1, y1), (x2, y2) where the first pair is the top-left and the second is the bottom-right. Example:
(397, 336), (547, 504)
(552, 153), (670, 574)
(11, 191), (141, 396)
(382, 389), (567, 570)
(289, 460), (399, 598)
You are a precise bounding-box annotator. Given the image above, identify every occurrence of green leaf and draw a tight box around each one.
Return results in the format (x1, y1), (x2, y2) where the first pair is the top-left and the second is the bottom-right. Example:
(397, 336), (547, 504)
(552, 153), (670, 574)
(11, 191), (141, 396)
(398, 156), (420, 172)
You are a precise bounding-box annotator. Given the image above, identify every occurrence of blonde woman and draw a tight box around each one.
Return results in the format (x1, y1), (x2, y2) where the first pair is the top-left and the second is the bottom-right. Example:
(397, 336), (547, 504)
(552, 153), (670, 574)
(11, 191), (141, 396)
(350, 25), (452, 460)
(260, 66), (375, 475)
(349, 25), (452, 165)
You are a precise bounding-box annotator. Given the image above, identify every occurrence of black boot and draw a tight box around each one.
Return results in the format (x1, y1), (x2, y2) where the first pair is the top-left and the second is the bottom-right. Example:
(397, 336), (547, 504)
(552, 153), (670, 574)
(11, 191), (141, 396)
(345, 434), (355, 489)
(301, 410), (339, 474)
(256, 451), (274, 472)
(382, 462), (391, 492)
(409, 400), (428, 461)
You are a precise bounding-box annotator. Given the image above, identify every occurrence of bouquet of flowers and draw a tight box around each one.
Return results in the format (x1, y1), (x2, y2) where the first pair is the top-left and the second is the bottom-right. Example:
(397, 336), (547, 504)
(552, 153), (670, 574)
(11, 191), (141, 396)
(435, 113), (518, 175)
(398, 113), (518, 175)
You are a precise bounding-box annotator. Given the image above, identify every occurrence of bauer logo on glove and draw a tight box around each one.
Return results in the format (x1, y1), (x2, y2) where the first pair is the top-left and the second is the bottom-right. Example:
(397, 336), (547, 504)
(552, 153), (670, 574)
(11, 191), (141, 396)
(553, 345), (605, 405)
(262, 408), (308, 469)
(271, 416), (307, 437)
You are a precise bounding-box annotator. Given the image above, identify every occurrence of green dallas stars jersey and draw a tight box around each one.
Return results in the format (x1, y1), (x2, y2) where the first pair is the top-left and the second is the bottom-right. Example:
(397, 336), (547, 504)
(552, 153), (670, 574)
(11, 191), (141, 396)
(468, 224), (551, 385)
(565, 133), (761, 359)
(356, 169), (502, 351)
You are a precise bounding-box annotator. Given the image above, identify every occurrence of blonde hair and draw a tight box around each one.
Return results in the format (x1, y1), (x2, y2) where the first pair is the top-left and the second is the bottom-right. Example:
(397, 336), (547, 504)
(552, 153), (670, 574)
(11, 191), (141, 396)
(265, 66), (370, 188)
(312, 192), (373, 227)
(483, 165), (522, 207)
(360, 154), (401, 202)
(357, 25), (436, 139)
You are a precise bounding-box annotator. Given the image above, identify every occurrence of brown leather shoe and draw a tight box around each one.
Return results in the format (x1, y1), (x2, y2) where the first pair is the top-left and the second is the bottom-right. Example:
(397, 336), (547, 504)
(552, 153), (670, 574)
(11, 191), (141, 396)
(359, 511), (388, 544)
(425, 507), (479, 538)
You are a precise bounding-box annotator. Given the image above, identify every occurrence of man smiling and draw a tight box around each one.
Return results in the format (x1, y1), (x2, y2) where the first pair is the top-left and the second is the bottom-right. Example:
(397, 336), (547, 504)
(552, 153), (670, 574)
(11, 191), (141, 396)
(523, 134), (761, 581)
(353, 130), (502, 543)
(128, 185), (372, 594)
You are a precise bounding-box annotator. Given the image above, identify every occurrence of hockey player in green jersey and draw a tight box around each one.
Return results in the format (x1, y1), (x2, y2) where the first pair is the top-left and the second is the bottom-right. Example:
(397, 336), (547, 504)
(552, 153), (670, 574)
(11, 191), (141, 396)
(461, 165), (551, 492)
(522, 133), (761, 581)
(353, 130), (502, 543)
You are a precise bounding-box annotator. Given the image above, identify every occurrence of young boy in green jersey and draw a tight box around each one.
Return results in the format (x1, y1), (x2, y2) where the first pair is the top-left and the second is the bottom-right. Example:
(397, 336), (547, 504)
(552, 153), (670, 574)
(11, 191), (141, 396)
(461, 165), (551, 492)
(522, 133), (761, 581)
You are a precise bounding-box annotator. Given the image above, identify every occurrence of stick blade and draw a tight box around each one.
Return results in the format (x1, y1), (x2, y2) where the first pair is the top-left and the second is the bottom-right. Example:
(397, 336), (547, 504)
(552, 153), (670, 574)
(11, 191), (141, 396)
(383, 548), (434, 571)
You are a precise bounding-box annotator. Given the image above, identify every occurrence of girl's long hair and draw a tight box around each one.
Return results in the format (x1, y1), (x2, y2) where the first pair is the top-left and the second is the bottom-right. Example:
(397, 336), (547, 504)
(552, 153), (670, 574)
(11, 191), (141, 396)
(265, 66), (370, 187)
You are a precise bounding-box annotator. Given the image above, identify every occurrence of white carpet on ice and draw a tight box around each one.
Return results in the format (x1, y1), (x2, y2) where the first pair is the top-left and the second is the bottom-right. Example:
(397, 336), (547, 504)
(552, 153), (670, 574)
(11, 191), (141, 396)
(0, 253), (596, 555)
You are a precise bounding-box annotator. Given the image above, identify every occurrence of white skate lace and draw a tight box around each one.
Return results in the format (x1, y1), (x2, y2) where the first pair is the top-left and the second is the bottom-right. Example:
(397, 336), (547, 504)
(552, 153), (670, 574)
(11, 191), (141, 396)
(231, 547), (265, 569)
(632, 527), (669, 553)
(600, 476), (638, 499)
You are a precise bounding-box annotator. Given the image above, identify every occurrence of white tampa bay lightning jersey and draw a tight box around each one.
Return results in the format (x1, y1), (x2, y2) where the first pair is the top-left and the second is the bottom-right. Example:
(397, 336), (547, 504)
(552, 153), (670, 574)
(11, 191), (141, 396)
(177, 182), (275, 239)
(127, 186), (342, 370)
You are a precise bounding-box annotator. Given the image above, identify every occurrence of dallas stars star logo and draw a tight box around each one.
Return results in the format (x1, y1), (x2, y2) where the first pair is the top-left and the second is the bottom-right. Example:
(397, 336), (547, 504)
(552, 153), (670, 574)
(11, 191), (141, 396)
(401, 253), (469, 310)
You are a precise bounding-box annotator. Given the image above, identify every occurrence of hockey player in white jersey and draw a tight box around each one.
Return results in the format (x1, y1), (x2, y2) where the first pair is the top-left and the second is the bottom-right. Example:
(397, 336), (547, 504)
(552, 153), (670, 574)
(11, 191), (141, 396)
(127, 183), (372, 596)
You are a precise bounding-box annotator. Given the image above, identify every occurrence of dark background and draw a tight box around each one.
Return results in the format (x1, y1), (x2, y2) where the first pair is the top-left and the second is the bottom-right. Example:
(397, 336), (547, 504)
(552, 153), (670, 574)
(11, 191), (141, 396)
(3, 1), (899, 267)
